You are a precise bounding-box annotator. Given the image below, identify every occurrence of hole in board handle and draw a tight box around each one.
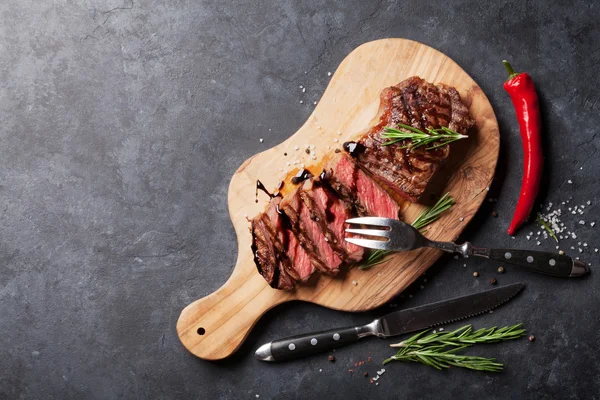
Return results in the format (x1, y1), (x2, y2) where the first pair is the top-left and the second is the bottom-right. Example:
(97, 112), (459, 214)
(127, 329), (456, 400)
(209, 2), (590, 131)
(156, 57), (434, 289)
(197, 327), (206, 335)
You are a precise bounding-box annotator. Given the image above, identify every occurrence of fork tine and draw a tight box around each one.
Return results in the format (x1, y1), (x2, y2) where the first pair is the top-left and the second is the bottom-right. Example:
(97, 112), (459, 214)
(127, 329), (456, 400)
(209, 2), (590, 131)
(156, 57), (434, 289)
(345, 228), (391, 239)
(345, 217), (394, 227)
(345, 237), (391, 250)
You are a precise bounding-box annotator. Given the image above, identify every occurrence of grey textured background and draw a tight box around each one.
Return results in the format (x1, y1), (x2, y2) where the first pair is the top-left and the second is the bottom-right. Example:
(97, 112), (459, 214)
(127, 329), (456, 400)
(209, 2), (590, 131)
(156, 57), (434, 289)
(1, 0), (599, 399)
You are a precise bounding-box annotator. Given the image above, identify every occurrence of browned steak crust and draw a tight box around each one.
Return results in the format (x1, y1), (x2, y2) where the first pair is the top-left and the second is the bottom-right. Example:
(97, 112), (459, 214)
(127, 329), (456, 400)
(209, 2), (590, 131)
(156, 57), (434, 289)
(349, 76), (474, 202)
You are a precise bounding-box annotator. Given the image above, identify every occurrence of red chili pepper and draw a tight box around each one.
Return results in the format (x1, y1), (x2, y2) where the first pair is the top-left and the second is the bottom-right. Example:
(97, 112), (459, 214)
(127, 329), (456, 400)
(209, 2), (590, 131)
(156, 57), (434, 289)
(503, 60), (543, 235)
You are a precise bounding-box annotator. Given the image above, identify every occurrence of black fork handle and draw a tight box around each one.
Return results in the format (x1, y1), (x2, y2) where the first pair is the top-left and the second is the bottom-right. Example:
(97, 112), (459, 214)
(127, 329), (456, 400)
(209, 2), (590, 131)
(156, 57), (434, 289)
(428, 241), (588, 278)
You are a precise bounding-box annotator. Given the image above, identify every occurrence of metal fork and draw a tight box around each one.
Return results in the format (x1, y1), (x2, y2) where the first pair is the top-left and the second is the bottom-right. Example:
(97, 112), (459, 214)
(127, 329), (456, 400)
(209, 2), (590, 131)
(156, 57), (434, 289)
(345, 217), (589, 278)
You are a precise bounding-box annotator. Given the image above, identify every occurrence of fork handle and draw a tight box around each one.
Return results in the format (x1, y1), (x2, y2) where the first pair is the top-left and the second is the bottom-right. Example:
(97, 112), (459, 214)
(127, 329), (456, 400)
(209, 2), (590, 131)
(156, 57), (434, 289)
(427, 241), (588, 278)
(482, 248), (588, 277)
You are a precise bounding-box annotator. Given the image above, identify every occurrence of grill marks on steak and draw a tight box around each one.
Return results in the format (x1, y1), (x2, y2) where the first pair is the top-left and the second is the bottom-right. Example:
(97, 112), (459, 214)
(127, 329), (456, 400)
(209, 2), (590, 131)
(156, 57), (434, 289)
(298, 177), (364, 263)
(251, 197), (311, 290)
(349, 76), (474, 202)
(324, 153), (400, 220)
(280, 188), (343, 275)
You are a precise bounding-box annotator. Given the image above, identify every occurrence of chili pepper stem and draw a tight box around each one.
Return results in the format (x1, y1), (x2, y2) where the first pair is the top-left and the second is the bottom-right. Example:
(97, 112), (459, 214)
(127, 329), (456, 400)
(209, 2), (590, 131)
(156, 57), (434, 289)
(502, 60), (519, 80)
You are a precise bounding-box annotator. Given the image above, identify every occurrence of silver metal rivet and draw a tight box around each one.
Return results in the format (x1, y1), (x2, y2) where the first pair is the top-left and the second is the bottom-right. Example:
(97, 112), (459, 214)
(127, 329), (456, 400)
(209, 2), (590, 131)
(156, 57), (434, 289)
(505, 252), (512, 260)
(288, 343), (296, 351)
(333, 333), (340, 341)
(310, 338), (318, 346)
(527, 256), (534, 263)
(549, 259), (556, 266)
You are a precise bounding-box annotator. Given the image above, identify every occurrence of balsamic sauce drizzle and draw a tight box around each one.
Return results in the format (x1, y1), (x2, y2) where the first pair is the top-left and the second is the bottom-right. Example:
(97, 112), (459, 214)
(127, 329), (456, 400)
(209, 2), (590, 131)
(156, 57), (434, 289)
(255, 180), (284, 202)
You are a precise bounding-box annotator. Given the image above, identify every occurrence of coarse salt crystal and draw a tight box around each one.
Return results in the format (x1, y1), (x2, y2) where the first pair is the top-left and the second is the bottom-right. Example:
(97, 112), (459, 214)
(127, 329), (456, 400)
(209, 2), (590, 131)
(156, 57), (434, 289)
(313, 101), (317, 105)
(459, 217), (464, 221)
(536, 241), (541, 245)
(327, 72), (332, 76)
(584, 243), (588, 247)
(591, 222), (596, 227)
(300, 100), (303, 104)
(310, 145), (315, 150)
(352, 280), (357, 286)
(294, 145), (299, 150)
(333, 138), (339, 143)
(568, 180), (573, 184)
(259, 138), (264, 143)
(302, 88), (306, 93)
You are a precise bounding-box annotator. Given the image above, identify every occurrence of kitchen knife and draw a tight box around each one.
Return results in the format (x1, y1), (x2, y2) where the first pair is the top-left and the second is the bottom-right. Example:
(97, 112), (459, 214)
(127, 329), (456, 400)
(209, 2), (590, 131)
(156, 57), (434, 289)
(255, 282), (525, 362)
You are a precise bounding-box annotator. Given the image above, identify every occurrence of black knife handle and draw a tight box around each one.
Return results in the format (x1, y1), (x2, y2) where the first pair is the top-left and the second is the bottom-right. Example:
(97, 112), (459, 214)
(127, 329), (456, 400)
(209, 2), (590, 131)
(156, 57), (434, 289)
(486, 248), (588, 277)
(256, 326), (360, 362)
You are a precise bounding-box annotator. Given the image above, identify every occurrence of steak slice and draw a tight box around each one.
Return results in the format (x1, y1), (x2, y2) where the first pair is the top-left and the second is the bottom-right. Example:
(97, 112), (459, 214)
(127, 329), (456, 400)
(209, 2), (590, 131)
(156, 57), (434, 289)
(324, 153), (400, 220)
(251, 198), (305, 290)
(284, 228), (314, 281)
(280, 188), (343, 275)
(298, 177), (364, 263)
(347, 76), (474, 202)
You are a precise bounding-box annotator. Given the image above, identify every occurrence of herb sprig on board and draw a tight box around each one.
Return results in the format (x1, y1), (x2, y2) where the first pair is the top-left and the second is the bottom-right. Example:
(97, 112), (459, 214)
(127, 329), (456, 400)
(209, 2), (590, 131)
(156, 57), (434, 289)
(384, 324), (526, 372)
(358, 193), (455, 270)
(381, 124), (468, 150)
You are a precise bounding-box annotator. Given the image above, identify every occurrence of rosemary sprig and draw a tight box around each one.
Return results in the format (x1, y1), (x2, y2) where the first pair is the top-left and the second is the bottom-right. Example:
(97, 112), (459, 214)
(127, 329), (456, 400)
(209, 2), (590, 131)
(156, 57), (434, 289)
(411, 192), (456, 230)
(384, 324), (526, 372)
(537, 214), (558, 242)
(358, 193), (455, 270)
(381, 124), (468, 150)
(389, 324), (526, 348)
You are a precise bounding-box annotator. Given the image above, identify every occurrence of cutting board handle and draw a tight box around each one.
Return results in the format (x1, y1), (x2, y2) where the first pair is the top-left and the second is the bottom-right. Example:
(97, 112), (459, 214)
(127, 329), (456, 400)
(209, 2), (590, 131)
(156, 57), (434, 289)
(176, 269), (289, 360)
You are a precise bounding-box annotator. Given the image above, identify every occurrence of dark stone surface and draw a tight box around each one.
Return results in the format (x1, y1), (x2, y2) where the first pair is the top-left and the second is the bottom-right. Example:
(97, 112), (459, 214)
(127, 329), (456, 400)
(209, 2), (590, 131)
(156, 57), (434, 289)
(1, 0), (599, 398)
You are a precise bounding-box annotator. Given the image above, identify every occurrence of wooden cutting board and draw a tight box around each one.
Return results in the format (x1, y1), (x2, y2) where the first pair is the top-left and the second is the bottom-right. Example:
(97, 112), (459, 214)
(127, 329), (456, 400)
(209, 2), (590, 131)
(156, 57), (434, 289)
(177, 38), (500, 360)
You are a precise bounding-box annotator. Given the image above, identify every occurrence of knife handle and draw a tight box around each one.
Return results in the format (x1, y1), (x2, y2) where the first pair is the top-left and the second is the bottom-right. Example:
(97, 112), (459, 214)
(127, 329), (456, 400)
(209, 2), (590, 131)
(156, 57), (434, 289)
(483, 248), (588, 277)
(255, 326), (360, 362)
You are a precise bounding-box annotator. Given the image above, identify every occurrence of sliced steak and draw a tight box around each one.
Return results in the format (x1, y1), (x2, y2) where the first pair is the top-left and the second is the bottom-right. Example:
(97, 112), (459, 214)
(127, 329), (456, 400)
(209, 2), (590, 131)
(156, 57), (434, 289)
(251, 198), (307, 290)
(298, 177), (364, 263)
(324, 153), (401, 220)
(280, 188), (343, 275)
(346, 76), (474, 202)
(284, 228), (314, 281)
(251, 214), (279, 286)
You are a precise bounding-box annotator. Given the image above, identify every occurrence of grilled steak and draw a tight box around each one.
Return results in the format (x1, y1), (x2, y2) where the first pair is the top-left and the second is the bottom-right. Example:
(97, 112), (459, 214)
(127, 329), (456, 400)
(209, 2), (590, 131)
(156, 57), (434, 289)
(324, 153), (401, 220)
(252, 77), (473, 289)
(298, 177), (364, 263)
(280, 188), (343, 275)
(251, 197), (312, 290)
(346, 76), (474, 202)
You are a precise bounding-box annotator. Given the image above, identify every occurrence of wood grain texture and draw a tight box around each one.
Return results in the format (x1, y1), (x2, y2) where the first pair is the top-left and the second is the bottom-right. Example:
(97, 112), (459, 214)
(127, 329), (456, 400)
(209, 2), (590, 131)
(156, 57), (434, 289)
(176, 38), (500, 360)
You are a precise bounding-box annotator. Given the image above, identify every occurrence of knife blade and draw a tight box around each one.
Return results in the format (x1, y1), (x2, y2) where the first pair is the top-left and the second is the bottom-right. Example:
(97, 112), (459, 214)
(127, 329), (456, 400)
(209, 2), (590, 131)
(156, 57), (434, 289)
(255, 282), (525, 362)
